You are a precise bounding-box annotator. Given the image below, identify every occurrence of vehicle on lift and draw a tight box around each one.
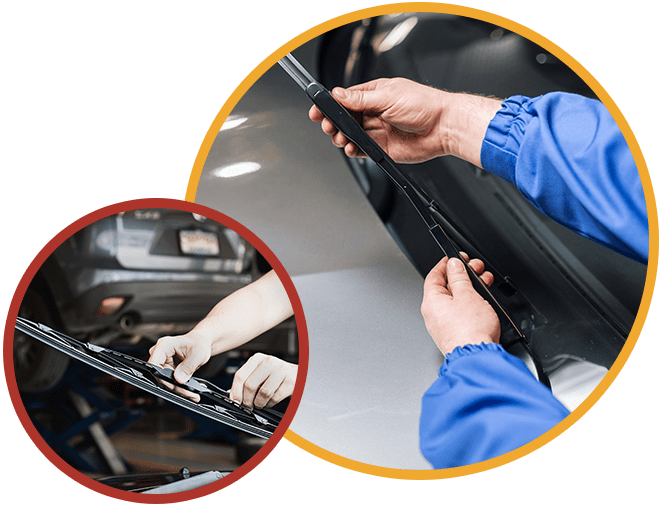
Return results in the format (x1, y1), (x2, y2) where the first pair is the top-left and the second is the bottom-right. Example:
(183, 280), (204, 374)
(14, 208), (260, 393)
(13, 207), (297, 479)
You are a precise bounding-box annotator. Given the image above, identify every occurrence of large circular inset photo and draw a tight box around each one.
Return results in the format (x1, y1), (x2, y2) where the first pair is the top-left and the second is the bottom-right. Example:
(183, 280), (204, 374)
(5, 198), (308, 501)
(188, 7), (655, 476)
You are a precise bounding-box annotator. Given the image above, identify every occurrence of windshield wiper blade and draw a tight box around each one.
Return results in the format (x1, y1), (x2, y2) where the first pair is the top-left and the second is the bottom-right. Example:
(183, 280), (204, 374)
(278, 53), (550, 388)
(14, 317), (283, 438)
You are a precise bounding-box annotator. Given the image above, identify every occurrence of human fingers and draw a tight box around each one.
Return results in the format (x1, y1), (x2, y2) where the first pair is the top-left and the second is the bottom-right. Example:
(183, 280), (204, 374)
(309, 104), (324, 122)
(148, 337), (177, 367)
(229, 354), (264, 406)
(343, 78), (391, 93)
(332, 83), (391, 113)
(252, 368), (287, 409)
(456, 252), (494, 287)
(326, 125), (366, 158)
(263, 362), (297, 408)
(464, 257), (494, 286)
(331, 129), (348, 148)
(467, 257), (484, 273)
(173, 346), (209, 384)
(344, 142), (366, 158)
(424, 256), (450, 294)
(479, 269), (494, 286)
(164, 364), (201, 403)
(446, 257), (477, 296)
(238, 365), (272, 409)
(172, 385), (201, 403)
(321, 117), (338, 136)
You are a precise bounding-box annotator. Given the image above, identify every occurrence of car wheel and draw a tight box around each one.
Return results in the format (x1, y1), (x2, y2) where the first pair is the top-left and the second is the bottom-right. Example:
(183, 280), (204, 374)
(14, 287), (70, 393)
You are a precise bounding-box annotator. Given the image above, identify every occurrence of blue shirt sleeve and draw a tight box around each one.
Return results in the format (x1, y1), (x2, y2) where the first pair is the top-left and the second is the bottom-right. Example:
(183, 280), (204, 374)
(420, 343), (569, 469)
(480, 92), (648, 263)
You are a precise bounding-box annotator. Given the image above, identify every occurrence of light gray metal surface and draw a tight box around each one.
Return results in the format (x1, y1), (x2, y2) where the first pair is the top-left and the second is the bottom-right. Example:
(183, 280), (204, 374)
(196, 45), (403, 277)
(141, 471), (228, 494)
(289, 264), (441, 469)
(196, 43), (441, 468)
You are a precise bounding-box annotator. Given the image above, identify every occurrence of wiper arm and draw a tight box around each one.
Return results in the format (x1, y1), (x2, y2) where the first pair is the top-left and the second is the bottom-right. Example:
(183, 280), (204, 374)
(14, 317), (283, 438)
(278, 53), (551, 388)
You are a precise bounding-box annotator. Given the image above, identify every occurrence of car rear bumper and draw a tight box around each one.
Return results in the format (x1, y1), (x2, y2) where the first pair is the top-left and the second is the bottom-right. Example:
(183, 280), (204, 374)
(60, 272), (253, 335)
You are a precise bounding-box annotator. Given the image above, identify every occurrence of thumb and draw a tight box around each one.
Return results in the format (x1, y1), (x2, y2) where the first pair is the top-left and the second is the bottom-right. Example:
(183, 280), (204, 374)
(173, 351), (206, 384)
(333, 87), (387, 113)
(446, 257), (474, 296)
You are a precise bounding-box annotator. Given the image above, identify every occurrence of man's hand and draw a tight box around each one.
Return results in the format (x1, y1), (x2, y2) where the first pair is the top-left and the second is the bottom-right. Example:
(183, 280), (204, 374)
(309, 78), (446, 163)
(309, 77), (502, 167)
(148, 333), (213, 402)
(421, 255), (500, 356)
(230, 353), (297, 409)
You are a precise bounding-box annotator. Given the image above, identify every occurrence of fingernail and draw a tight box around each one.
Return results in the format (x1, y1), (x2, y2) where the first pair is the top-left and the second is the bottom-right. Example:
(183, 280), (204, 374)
(448, 258), (464, 272)
(174, 370), (188, 383)
(333, 88), (347, 99)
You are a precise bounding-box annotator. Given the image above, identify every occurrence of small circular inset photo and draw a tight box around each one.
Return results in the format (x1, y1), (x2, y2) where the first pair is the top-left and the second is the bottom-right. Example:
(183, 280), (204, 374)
(4, 198), (307, 501)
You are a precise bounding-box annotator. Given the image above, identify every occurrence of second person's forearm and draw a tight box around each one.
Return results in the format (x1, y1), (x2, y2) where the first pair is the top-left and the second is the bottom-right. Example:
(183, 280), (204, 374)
(188, 270), (293, 356)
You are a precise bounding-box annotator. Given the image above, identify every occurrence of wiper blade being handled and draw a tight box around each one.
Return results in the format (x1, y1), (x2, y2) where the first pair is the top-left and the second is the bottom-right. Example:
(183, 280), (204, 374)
(14, 317), (282, 438)
(278, 53), (551, 388)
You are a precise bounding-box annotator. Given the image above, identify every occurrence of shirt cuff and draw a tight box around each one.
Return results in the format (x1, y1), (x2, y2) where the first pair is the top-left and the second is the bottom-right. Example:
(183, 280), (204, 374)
(439, 342), (507, 376)
(480, 95), (534, 184)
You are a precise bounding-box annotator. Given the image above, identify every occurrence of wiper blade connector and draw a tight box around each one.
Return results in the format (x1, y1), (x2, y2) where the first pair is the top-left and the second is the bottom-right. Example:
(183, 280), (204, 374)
(14, 317), (283, 438)
(278, 52), (551, 388)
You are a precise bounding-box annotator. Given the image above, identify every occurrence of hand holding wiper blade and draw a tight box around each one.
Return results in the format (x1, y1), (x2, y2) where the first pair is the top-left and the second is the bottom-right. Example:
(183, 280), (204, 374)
(278, 53), (551, 388)
(14, 317), (283, 437)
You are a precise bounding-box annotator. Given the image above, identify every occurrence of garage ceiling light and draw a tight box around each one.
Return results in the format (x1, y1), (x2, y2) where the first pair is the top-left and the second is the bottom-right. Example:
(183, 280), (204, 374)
(211, 162), (261, 179)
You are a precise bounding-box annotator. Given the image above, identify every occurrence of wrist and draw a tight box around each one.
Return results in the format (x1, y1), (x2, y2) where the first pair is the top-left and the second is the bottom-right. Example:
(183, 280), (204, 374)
(437, 92), (502, 167)
(183, 327), (216, 355)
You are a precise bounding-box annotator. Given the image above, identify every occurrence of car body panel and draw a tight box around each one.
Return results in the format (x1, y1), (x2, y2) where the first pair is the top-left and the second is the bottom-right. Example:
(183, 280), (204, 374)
(198, 42), (439, 469)
(42, 209), (255, 337)
(195, 14), (647, 469)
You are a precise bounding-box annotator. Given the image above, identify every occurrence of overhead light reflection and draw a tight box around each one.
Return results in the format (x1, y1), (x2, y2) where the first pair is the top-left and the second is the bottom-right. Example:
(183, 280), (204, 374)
(220, 115), (248, 131)
(377, 17), (418, 53)
(211, 162), (261, 178)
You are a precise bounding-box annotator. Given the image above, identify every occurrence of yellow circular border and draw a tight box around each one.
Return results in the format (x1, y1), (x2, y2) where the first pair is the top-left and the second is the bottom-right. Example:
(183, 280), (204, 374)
(186, 2), (658, 479)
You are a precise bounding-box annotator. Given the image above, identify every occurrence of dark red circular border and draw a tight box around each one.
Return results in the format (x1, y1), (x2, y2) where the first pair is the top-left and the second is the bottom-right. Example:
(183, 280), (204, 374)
(3, 197), (309, 503)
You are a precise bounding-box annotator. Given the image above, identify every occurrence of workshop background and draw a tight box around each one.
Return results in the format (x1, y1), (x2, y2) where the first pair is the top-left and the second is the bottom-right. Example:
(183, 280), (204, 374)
(1, 1), (658, 505)
(12, 208), (298, 491)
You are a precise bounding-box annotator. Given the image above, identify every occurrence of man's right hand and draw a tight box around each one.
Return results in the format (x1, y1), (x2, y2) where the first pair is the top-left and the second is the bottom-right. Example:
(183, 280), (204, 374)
(309, 77), (502, 168)
(148, 333), (213, 402)
(309, 78), (446, 163)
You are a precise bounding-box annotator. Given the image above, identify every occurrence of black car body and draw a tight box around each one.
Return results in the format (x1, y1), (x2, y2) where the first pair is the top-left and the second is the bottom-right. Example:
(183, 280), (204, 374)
(194, 13), (647, 469)
(320, 14), (645, 379)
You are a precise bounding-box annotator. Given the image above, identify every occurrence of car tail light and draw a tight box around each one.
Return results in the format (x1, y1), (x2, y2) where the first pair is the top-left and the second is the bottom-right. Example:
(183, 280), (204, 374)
(94, 297), (126, 317)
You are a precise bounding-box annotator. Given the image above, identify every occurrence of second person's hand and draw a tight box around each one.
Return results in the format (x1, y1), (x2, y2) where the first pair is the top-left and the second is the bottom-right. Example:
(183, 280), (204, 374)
(230, 353), (297, 409)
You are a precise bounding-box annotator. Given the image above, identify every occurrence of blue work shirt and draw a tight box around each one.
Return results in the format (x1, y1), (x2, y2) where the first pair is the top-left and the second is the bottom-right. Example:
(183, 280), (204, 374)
(420, 92), (647, 469)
